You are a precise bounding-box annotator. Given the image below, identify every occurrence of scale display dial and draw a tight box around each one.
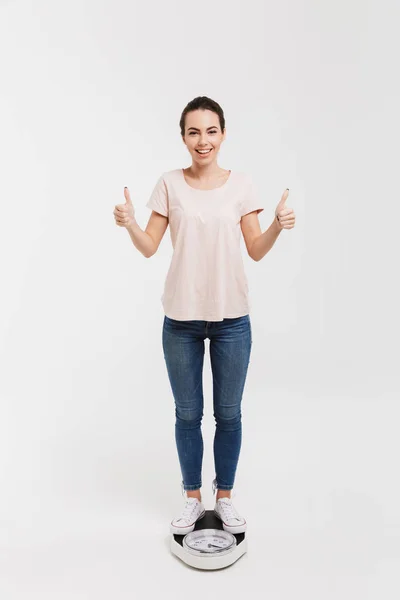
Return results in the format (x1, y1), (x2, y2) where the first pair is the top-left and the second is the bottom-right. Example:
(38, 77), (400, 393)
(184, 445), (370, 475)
(182, 528), (237, 556)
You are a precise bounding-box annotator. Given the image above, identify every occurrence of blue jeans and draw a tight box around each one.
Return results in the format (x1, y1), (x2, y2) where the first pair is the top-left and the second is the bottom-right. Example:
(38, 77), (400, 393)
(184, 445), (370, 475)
(162, 314), (252, 491)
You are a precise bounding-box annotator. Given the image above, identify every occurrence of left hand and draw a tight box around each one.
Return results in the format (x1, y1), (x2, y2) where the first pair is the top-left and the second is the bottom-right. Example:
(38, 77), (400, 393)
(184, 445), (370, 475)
(275, 189), (295, 231)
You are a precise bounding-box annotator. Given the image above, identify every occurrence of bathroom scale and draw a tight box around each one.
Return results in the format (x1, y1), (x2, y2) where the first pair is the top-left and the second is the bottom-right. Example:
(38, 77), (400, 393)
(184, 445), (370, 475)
(170, 509), (247, 570)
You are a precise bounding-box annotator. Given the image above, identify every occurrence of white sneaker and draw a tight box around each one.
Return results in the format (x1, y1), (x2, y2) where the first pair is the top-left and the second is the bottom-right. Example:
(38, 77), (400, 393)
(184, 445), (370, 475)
(214, 497), (247, 534)
(211, 478), (246, 534)
(170, 497), (206, 535)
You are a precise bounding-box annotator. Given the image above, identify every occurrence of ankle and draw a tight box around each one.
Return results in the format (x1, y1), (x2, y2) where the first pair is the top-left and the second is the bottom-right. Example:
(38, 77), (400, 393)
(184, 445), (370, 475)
(216, 490), (231, 500)
(186, 490), (202, 502)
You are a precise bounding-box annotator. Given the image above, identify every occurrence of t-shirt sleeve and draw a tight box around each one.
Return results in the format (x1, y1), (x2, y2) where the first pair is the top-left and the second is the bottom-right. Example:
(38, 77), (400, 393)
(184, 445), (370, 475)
(240, 175), (264, 218)
(145, 175), (169, 217)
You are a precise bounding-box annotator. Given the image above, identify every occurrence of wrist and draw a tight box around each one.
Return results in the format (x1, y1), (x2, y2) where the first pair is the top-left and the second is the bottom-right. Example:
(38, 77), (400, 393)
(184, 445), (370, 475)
(273, 216), (282, 233)
(126, 218), (138, 232)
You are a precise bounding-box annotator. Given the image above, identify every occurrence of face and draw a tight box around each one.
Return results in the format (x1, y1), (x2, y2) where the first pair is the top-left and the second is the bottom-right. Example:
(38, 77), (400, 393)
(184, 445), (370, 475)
(182, 109), (226, 165)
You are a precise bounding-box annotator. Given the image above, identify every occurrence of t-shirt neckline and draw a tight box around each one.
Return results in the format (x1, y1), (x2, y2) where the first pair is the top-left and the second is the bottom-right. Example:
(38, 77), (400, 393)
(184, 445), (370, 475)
(181, 168), (232, 192)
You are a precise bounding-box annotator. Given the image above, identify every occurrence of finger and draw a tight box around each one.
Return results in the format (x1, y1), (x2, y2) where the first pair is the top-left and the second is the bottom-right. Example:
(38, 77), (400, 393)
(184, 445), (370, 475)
(115, 206), (127, 214)
(124, 187), (132, 204)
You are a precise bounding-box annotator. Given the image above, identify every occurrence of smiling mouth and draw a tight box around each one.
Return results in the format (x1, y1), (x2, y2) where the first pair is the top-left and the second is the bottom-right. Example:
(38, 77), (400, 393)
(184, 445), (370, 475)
(195, 148), (213, 155)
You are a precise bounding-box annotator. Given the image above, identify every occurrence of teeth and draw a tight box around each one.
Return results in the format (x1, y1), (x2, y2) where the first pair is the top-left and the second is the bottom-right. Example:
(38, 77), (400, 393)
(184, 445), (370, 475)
(197, 149), (212, 154)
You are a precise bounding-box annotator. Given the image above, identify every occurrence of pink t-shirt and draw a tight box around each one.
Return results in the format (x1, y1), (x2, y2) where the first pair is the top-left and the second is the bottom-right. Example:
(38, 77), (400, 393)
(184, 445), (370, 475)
(146, 168), (264, 322)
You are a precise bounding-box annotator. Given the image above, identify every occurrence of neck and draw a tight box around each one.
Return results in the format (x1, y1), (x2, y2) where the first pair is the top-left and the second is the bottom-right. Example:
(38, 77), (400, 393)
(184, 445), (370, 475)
(187, 162), (224, 180)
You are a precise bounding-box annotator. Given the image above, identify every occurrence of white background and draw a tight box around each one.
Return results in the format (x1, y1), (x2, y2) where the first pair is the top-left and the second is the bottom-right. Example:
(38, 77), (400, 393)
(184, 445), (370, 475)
(1, 0), (399, 597)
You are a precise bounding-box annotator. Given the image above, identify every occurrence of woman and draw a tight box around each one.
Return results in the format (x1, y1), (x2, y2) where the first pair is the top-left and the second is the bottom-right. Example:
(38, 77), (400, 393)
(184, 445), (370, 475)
(113, 96), (295, 536)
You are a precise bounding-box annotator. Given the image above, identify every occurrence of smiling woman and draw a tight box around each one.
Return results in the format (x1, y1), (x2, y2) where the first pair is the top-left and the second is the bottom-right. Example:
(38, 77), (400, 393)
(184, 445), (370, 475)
(114, 94), (294, 542)
(142, 96), (266, 533)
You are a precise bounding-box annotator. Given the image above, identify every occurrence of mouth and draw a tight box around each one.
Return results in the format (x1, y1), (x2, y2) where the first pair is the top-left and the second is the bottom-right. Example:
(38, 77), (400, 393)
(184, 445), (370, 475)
(195, 148), (213, 156)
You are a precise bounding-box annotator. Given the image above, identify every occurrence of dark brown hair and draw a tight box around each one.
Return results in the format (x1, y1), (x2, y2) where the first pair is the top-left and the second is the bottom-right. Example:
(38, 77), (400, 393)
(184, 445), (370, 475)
(179, 96), (226, 137)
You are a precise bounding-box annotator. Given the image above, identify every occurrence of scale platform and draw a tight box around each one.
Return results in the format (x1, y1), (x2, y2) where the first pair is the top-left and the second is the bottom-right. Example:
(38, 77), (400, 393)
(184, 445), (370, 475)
(170, 509), (247, 570)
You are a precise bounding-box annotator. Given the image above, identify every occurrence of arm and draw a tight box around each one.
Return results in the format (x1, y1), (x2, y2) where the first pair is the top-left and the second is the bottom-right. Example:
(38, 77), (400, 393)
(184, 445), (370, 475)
(240, 212), (282, 262)
(127, 211), (169, 258)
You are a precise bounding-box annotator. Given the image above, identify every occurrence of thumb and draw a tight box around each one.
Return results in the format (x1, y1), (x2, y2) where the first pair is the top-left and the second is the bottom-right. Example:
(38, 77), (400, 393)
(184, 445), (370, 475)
(277, 188), (289, 210)
(124, 187), (132, 204)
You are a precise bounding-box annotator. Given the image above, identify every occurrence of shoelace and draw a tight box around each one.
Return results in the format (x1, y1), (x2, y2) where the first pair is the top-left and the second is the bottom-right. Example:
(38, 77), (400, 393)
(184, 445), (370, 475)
(175, 498), (199, 524)
(215, 497), (243, 523)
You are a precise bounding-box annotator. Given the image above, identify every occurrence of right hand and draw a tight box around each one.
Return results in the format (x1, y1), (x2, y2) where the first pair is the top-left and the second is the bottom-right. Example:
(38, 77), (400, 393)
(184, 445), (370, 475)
(114, 187), (136, 228)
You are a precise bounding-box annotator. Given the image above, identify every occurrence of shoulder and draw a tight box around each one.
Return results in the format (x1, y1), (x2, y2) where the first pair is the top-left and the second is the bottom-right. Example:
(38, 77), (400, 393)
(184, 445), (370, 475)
(151, 169), (181, 191)
(232, 170), (253, 183)
(158, 168), (181, 182)
(232, 171), (255, 192)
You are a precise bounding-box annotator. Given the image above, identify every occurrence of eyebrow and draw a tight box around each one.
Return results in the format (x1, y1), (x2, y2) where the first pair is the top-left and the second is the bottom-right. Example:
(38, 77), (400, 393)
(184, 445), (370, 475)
(187, 126), (218, 131)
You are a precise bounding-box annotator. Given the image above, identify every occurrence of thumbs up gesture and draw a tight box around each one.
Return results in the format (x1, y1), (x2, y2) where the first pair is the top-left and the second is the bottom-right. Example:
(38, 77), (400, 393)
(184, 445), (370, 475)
(113, 187), (136, 228)
(275, 189), (295, 231)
